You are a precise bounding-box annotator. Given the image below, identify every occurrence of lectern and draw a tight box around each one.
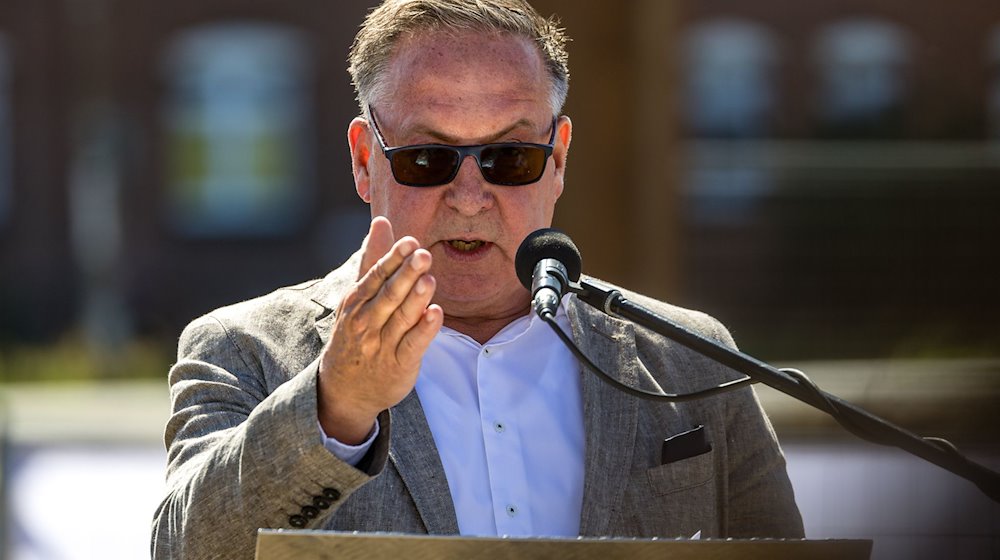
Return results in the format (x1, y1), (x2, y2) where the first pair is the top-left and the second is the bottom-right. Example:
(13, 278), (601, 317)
(255, 530), (871, 560)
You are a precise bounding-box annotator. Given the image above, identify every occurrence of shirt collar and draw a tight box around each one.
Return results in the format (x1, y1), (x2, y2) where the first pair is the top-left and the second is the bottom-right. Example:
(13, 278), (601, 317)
(438, 294), (571, 347)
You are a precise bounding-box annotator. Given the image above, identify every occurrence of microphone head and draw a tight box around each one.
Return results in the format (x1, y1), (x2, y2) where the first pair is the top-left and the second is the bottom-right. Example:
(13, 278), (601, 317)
(515, 228), (582, 290)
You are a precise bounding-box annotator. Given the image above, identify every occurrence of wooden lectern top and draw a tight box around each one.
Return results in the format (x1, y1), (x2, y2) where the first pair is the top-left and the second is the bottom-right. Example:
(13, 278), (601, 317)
(255, 530), (872, 560)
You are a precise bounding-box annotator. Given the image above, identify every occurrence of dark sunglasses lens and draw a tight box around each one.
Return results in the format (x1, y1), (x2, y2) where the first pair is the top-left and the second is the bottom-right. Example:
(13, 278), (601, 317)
(391, 147), (460, 186)
(480, 146), (547, 185)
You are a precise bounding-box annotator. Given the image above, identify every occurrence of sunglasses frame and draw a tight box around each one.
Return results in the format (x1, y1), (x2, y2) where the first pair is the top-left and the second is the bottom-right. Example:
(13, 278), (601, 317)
(367, 106), (557, 187)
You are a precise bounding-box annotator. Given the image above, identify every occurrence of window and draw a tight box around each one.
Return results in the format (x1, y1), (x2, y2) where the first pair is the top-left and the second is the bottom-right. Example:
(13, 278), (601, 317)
(681, 19), (780, 138)
(680, 19), (779, 227)
(160, 23), (314, 237)
(813, 19), (911, 137)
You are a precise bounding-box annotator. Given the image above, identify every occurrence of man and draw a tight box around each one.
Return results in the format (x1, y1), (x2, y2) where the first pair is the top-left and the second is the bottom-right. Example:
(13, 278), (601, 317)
(151, 1), (803, 558)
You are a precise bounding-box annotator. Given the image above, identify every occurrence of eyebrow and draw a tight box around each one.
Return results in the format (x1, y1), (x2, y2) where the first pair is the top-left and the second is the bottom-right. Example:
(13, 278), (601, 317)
(405, 117), (541, 145)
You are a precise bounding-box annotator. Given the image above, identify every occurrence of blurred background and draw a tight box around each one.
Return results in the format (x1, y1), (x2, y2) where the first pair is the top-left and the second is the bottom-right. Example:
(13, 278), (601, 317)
(0, 0), (998, 558)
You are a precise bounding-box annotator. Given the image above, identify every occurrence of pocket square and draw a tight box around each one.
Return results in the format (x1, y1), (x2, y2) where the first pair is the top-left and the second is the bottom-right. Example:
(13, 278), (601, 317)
(661, 425), (712, 465)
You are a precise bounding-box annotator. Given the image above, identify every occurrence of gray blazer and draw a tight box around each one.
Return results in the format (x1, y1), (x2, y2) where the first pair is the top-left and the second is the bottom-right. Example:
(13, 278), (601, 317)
(151, 254), (803, 559)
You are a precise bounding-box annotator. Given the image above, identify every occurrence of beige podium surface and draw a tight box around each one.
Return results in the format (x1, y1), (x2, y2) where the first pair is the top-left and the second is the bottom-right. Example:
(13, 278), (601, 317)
(256, 530), (871, 560)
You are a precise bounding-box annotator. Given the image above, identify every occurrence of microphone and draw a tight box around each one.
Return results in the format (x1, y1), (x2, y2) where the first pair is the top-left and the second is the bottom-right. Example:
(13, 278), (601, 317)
(515, 228), (582, 318)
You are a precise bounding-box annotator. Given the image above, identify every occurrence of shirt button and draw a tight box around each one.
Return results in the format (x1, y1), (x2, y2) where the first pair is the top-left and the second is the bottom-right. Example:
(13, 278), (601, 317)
(289, 514), (307, 528)
(494, 422), (505, 433)
(506, 504), (518, 517)
(483, 347), (492, 356)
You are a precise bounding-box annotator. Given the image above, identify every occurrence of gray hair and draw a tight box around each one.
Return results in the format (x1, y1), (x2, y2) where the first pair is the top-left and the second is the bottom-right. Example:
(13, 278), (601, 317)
(348, 0), (570, 116)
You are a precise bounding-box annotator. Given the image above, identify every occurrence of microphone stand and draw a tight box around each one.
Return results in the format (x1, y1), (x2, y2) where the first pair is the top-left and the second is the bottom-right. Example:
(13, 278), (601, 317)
(571, 278), (1000, 503)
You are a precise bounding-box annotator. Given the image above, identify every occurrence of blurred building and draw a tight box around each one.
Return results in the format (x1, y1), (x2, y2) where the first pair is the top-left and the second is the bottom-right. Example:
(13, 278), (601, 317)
(676, 0), (1000, 358)
(0, 0), (374, 348)
(0, 0), (999, 361)
(1, 2), (999, 560)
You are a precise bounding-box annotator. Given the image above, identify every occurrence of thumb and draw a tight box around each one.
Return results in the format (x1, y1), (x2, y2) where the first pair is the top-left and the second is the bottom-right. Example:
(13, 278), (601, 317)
(358, 216), (396, 279)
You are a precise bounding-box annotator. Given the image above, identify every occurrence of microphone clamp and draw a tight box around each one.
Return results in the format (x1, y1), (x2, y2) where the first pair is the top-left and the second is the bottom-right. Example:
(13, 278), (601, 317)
(531, 258), (569, 318)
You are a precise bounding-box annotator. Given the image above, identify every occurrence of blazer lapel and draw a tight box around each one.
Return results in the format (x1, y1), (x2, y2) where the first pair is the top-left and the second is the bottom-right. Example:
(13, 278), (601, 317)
(311, 250), (361, 345)
(388, 391), (460, 534)
(567, 297), (641, 536)
(310, 256), (458, 534)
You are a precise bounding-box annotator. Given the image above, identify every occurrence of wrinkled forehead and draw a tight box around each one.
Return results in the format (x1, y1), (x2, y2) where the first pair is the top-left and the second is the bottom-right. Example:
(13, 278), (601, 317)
(378, 29), (550, 111)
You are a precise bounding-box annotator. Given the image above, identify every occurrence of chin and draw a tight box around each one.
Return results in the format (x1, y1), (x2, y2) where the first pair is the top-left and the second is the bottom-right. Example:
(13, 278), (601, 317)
(435, 287), (492, 307)
(435, 281), (519, 312)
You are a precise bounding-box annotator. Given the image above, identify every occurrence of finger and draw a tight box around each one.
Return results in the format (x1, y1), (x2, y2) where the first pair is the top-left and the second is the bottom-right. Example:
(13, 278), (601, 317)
(357, 216), (396, 280)
(353, 236), (425, 305)
(396, 304), (444, 367)
(381, 272), (436, 345)
(360, 247), (431, 326)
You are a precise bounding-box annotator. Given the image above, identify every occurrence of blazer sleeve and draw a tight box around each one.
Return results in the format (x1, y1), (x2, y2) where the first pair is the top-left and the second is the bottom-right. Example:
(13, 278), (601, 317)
(710, 322), (805, 538)
(150, 314), (391, 560)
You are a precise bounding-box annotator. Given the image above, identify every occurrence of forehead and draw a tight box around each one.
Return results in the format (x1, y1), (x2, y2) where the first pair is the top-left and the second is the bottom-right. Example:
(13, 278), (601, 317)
(379, 29), (550, 124)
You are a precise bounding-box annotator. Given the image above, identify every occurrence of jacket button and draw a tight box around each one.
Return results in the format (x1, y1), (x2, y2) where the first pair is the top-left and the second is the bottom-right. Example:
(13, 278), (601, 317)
(313, 496), (332, 509)
(301, 505), (320, 519)
(323, 488), (341, 501)
(288, 515), (307, 528)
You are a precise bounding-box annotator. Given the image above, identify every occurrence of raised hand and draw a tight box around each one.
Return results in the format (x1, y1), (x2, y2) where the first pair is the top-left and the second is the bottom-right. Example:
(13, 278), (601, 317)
(317, 216), (444, 444)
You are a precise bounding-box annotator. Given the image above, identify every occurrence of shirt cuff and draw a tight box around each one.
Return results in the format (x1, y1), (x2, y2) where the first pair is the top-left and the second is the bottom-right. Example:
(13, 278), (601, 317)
(318, 420), (380, 466)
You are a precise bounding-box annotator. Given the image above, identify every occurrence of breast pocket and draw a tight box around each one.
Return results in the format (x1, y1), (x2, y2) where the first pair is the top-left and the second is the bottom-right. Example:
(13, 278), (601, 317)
(646, 449), (715, 496)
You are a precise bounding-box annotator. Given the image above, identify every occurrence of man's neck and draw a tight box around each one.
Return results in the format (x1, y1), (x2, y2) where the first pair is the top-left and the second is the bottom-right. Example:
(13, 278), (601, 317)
(442, 307), (532, 345)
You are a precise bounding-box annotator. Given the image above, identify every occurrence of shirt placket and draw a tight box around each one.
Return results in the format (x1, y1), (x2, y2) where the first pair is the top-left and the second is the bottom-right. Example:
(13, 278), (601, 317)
(477, 342), (535, 536)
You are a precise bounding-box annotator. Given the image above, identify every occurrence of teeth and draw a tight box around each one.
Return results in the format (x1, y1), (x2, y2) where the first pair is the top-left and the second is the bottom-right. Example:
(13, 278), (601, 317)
(449, 240), (484, 251)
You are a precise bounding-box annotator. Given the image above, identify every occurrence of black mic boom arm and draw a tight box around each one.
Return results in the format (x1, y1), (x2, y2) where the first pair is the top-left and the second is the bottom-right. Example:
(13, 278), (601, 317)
(572, 278), (1000, 503)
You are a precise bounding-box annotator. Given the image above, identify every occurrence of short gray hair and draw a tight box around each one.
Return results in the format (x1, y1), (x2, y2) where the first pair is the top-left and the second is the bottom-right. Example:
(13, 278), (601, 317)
(348, 0), (570, 116)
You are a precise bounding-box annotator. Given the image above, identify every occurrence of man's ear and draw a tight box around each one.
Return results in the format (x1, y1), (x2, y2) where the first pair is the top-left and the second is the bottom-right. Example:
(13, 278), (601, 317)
(551, 115), (572, 198)
(348, 117), (373, 203)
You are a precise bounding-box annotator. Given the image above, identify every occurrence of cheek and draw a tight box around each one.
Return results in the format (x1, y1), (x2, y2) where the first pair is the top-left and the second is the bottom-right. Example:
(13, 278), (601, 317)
(501, 192), (557, 243)
(371, 185), (436, 231)
(367, 171), (403, 212)
(526, 183), (561, 221)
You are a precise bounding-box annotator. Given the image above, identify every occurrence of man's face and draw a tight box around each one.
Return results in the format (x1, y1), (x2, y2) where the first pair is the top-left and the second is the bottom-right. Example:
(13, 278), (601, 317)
(350, 30), (571, 325)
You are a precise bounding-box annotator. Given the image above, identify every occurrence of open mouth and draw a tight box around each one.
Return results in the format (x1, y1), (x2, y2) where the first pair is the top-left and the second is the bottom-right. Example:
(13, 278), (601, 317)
(447, 240), (486, 252)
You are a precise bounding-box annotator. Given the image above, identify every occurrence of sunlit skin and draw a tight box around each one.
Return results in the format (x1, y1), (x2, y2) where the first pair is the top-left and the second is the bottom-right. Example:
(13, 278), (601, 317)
(317, 29), (571, 444)
(353, 30), (572, 340)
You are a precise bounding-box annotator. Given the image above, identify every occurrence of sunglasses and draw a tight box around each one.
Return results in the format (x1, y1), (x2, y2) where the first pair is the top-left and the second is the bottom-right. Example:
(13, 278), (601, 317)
(368, 106), (557, 187)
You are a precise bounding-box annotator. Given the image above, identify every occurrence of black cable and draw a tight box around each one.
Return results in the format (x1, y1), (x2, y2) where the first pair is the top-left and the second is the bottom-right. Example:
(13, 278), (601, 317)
(779, 367), (965, 457)
(539, 311), (754, 402)
(545, 309), (966, 460)
(778, 367), (884, 445)
(565, 279), (1000, 502)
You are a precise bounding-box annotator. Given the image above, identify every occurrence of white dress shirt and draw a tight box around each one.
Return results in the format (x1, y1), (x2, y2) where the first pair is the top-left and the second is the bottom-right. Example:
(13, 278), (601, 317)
(321, 301), (585, 537)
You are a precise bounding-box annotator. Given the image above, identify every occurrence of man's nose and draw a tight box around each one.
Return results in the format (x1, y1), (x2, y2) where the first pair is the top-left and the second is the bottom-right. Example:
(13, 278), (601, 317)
(444, 155), (495, 216)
